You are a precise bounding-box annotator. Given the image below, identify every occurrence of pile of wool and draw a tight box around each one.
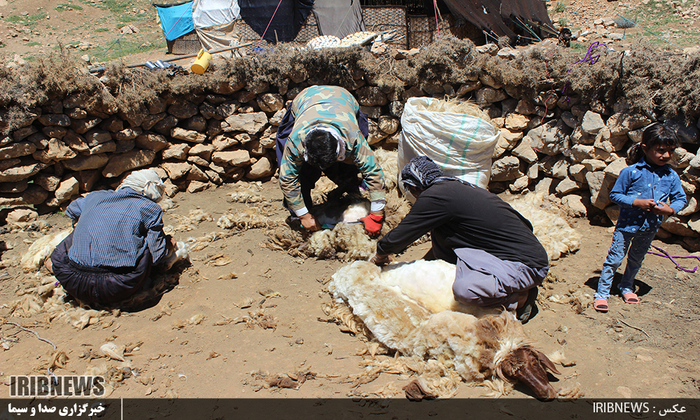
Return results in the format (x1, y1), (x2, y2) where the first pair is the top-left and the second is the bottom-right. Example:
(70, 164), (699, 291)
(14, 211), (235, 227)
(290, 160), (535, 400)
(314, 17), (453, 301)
(382, 188), (412, 232)
(185, 231), (229, 252)
(217, 205), (281, 230)
(373, 148), (399, 191)
(20, 230), (71, 272)
(505, 192), (582, 261)
(264, 224), (311, 258)
(414, 98), (493, 127)
(309, 223), (376, 261)
(166, 209), (213, 233)
(329, 260), (538, 396)
(309, 176), (339, 205)
(229, 181), (266, 203)
(10, 275), (112, 329)
(349, 356), (464, 398)
(264, 193), (378, 261)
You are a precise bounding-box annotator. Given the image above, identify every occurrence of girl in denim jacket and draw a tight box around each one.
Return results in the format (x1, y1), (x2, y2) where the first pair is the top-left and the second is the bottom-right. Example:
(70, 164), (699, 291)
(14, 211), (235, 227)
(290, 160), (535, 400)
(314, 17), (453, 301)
(594, 123), (687, 312)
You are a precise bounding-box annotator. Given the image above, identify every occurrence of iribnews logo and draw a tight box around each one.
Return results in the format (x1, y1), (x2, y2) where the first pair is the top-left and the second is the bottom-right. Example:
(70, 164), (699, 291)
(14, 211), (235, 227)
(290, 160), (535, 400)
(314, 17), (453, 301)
(9, 376), (106, 397)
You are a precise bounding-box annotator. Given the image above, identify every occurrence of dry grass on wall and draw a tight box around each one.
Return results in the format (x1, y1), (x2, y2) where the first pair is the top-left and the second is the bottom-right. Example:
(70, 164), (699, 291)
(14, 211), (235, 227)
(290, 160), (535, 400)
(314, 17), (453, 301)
(4, 37), (700, 136)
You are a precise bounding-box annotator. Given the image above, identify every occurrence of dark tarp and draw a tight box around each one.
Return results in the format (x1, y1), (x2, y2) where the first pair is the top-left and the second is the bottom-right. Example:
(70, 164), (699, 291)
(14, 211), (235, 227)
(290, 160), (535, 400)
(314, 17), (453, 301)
(441, 0), (553, 40)
(238, 0), (314, 43)
(313, 0), (365, 39)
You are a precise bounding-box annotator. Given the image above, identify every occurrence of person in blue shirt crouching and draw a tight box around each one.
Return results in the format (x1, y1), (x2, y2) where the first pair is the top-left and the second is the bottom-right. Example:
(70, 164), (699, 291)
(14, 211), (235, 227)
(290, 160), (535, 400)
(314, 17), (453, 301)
(47, 169), (176, 306)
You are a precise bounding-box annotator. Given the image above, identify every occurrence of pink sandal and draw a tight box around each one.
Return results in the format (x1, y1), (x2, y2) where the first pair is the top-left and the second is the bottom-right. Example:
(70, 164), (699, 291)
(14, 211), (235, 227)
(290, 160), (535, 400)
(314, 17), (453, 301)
(622, 292), (639, 304)
(594, 299), (609, 312)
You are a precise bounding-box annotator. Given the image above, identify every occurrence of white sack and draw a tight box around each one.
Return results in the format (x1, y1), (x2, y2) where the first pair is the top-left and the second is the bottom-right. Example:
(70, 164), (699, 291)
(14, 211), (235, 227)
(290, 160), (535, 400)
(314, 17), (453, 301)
(398, 97), (499, 190)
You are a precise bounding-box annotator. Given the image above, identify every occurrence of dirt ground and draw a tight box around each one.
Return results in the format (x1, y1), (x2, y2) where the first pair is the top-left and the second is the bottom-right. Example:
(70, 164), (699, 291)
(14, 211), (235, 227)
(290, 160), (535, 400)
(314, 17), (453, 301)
(1, 179), (699, 401)
(1, 0), (699, 406)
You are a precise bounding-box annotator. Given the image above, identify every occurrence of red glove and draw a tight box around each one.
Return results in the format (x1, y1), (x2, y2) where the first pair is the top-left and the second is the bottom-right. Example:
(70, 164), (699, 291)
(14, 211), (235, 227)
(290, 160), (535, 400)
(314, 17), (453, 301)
(360, 213), (383, 237)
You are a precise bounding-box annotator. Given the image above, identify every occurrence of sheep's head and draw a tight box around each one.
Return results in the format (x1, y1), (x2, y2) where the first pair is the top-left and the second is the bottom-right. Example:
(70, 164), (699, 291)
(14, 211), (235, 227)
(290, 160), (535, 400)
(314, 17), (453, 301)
(497, 346), (560, 401)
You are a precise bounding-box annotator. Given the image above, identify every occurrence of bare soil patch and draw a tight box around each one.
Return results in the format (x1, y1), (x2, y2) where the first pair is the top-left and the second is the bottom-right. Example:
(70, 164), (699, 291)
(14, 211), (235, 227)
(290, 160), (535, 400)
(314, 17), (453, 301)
(1, 180), (698, 400)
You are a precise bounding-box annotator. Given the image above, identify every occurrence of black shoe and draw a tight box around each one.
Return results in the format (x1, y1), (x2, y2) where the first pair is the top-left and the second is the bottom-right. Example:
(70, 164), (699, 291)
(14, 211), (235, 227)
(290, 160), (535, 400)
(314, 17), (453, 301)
(516, 287), (539, 324)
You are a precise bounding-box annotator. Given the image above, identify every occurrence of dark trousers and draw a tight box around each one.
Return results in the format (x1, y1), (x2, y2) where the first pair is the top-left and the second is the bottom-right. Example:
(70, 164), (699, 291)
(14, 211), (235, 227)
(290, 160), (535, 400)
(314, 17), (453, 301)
(297, 162), (361, 210)
(50, 232), (153, 306)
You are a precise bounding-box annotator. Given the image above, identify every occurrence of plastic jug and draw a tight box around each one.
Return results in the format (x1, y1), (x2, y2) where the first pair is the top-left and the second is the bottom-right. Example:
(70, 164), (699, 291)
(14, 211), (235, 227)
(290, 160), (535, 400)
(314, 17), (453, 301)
(191, 49), (212, 74)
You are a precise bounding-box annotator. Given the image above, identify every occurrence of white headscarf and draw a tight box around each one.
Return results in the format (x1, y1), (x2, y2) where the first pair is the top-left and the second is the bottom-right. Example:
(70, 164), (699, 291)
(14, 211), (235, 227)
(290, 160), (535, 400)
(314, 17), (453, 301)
(117, 169), (165, 202)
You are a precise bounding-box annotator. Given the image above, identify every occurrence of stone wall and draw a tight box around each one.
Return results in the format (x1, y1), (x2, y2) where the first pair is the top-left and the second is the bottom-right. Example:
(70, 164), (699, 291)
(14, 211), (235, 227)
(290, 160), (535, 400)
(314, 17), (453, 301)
(1, 41), (700, 249)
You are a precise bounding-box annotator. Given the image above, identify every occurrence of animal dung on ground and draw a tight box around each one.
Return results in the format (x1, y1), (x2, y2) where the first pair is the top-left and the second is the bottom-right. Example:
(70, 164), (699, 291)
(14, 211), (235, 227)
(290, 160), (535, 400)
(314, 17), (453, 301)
(329, 260), (561, 400)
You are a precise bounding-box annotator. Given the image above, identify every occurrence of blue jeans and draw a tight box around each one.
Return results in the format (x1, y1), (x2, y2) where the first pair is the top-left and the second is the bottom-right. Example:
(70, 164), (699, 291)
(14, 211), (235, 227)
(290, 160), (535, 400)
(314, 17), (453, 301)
(595, 229), (656, 300)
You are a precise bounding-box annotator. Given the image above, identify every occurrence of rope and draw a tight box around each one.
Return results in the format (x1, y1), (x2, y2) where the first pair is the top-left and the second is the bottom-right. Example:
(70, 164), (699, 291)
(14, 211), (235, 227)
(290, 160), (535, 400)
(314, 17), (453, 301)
(3, 322), (57, 349)
(615, 13), (682, 50)
(570, 41), (606, 66)
(647, 244), (700, 273)
(513, 16), (541, 42)
(3, 322), (59, 384)
(432, 0), (441, 40)
(257, 0), (285, 49)
(96, 32), (127, 62)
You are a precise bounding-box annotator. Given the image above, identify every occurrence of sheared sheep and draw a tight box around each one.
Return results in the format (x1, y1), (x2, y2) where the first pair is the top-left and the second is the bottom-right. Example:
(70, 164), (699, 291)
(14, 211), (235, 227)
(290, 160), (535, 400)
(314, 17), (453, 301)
(329, 260), (561, 400)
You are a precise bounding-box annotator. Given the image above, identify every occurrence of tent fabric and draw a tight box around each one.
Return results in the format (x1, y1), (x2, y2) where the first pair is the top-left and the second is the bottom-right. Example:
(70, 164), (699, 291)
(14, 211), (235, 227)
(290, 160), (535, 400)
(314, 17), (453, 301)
(155, 1), (195, 41)
(312, 0), (364, 39)
(195, 21), (243, 56)
(192, 0), (240, 29)
(238, 0), (314, 43)
(441, 0), (553, 40)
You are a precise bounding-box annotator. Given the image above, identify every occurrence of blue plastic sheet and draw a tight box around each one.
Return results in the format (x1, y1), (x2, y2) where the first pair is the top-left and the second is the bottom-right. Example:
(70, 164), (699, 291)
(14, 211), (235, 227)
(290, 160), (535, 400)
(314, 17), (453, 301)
(155, 1), (195, 41)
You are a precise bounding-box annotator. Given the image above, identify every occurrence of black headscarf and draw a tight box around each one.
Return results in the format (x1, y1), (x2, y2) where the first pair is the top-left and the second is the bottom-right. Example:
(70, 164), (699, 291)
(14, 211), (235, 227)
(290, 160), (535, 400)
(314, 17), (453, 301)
(400, 156), (448, 191)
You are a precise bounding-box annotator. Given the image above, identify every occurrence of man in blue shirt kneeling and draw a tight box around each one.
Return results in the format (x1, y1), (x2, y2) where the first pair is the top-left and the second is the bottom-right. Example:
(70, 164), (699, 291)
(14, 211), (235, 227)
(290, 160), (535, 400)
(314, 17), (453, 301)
(47, 169), (176, 306)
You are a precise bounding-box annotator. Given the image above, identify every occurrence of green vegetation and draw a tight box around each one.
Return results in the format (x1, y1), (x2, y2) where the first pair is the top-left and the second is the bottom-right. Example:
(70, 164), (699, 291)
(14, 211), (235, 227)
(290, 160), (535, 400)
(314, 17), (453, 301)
(5, 12), (48, 27)
(569, 42), (589, 54)
(95, 27), (110, 32)
(620, 0), (700, 50)
(101, 0), (134, 14)
(26, 41), (41, 47)
(82, 36), (166, 62)
(554, 2), (566, 13)
(55, 3), (84, 12)
(118, 15), (139, 23)
(558, 18), (567, 28)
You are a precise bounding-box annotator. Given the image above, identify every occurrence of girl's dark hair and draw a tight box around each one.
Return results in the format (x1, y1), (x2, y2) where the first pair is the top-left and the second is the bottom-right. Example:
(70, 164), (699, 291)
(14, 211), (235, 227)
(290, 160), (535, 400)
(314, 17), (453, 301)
(626, 122), (680, 165)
